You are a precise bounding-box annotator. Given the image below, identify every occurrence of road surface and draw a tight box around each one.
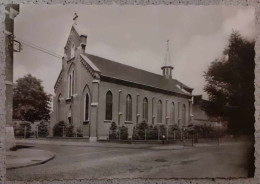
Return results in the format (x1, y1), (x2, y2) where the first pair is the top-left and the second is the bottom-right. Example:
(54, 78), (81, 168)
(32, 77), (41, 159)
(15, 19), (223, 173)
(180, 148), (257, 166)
(7, 142), (251, 180)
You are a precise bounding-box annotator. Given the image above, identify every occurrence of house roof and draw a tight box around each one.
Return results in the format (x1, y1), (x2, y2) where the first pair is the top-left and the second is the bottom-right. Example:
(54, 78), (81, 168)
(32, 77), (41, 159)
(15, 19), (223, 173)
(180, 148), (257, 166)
(82, 53), (193, 98)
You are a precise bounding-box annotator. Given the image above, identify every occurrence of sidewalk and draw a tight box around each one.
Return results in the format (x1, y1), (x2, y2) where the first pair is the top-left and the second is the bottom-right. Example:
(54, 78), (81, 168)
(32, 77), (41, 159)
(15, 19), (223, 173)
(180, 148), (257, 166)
(6, 148), (55, 169)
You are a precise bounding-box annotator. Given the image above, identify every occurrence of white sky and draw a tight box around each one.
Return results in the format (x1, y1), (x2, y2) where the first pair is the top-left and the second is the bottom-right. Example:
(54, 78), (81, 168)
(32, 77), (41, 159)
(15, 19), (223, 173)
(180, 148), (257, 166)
(14, 5), (255, 99)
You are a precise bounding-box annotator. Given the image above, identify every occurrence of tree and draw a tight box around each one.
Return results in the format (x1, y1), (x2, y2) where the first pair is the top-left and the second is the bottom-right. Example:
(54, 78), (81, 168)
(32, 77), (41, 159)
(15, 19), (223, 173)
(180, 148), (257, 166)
(38, 121), (49, 137)
(13, 74), (51, 123)
(203, 31), (255, 135)
(53, 121), (66, 137)
(109, 122), (118, 139)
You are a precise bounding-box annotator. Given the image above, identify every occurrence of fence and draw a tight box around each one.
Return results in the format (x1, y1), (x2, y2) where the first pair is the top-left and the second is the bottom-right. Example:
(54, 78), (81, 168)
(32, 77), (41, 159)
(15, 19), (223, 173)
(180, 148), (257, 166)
(108, 125), (224, 146)
(14, 125), (84, 138)
(14, 126), (45, 138)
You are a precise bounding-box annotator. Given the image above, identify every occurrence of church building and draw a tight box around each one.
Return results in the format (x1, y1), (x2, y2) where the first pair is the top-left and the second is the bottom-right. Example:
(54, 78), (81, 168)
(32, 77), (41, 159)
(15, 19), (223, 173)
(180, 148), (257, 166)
(50, 23), (193, 141)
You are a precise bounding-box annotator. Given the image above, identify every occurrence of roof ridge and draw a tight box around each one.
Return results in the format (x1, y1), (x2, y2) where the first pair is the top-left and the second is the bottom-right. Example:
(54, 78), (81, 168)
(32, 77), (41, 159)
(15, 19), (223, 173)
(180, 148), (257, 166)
(84, 53), (174, 79)
(83, 53), (193, 93)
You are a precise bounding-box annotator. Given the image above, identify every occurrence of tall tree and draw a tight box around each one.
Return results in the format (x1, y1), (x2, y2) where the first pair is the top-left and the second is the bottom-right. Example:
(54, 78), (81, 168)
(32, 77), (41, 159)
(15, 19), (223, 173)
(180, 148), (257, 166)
(13, 74), (51, 123)
(203, 31), (255, 135)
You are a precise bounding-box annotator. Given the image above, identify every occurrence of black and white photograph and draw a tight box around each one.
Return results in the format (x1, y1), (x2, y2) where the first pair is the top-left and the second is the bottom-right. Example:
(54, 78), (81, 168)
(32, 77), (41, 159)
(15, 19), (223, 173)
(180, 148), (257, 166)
(4, 4), (255, 180)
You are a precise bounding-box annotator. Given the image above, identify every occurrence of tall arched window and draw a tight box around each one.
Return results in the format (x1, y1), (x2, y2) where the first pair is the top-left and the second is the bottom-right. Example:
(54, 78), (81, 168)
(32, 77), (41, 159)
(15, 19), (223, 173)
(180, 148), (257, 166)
(68, 68), (75, 97)
(105, 91), (113, 120)
(68, 74), (72, 97)
(126, 94), (132, 121)
(157, 100), (162, 123)
(182, 104), (186, 125)
(84, 93), (89, 121)
(71, 43), (75, 58)
(72, 70), (75, 95)
(143, 97), (148, 121)
(170, 102), (175, 124)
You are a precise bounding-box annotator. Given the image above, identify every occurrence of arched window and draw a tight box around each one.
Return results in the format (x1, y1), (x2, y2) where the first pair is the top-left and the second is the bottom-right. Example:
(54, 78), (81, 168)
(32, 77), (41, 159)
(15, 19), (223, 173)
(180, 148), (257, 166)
(126, 94), (132, 121)
(143, 97), (148, 121)
(105, 91), (113, 120)
(72, 70), (75, 95)
(84, 93), (89, 121)
(68, 69), (75, 97)
(170, 102), (175, 124)
(182, 104), (186, 125)
(68, 74), (72, 97)
(71, 43), (75, 58)
(157, 100), (162, 123)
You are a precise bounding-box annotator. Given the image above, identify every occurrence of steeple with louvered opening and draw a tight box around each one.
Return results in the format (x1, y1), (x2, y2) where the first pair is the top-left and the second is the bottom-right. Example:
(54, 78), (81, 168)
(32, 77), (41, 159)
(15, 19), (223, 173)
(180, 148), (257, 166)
(161, 40), (174, 79)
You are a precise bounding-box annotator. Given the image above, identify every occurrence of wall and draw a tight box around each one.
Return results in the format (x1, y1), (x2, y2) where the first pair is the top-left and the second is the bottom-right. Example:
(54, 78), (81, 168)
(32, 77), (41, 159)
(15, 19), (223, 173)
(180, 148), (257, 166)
(50, 26), (93, 137)
(97, 80), (191, 139)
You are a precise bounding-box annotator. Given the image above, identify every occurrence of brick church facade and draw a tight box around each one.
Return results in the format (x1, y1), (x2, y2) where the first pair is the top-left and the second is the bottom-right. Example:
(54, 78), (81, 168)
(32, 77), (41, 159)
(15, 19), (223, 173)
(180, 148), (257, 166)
(50, 24), (193, 141)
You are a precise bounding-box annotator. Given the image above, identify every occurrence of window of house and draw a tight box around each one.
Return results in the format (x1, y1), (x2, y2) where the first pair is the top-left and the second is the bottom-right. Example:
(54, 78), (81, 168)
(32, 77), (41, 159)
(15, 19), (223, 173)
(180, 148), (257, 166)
(157, 100), (162, 123)
(68, 74), (72, 97)
(170, 102), (175, 124)
(84, 93), (89, 121)
(105, 91), (113, 120)
(71, 43), (75, 58)
(126, 94), (132, 121)
(68, 70), (75, 97)
(143, 97), (148, 122)
(182, 104), (186, 125)
(72, 70), (75, 95)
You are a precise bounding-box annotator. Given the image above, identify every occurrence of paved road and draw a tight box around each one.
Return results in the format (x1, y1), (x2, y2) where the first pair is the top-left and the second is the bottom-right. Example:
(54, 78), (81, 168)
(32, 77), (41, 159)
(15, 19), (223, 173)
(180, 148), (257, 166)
(7, 142), (251, 180)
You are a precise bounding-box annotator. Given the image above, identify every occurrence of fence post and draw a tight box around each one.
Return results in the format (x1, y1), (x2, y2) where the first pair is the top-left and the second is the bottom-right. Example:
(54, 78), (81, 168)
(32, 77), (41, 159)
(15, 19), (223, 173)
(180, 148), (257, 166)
(192, 133), (194, 146)
(63, 126), (65, 137)
(166, 126), (168, 140)
(158, 128), (160, 140)
(181, 129), (183, 141)
(24, 126), (27, 139)
(132, 128), (134, 141)
(36, 126), (38, 138)
(145, 129), (146, 141)
(173, 130), (176, 140)
(119, 128), (121, 140)
(76, 129), (78, 137)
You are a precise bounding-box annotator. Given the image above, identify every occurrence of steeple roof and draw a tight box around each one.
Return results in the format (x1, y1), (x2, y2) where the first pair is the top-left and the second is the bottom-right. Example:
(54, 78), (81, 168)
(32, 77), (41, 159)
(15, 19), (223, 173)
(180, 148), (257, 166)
(164, 40), (172, 67)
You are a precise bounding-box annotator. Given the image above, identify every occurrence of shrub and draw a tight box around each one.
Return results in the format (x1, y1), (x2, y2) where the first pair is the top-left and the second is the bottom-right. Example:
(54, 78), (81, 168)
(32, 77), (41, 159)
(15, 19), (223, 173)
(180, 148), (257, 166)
(147, 125), (158, 140)
(109, 122), (118, 139)
(119, 126), (128, 140)
(38, 121), (49, 137)
(14, 121), (32, 138)
(132, 121), (148, 140)
(53, 121), (67, 137)
(66, 122), (74, 137)
(157, 124), (166, 139)
(76, 126), (83, 137)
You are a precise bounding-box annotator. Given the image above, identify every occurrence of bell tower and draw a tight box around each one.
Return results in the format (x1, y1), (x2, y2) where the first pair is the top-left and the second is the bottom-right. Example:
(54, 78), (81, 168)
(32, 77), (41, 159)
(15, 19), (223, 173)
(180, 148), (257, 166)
(161, 40), (174, 79)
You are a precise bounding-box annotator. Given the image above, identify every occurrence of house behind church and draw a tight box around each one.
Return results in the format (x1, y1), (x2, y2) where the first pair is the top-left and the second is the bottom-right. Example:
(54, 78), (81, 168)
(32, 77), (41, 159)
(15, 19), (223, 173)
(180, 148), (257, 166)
(50, 24), (193, 141)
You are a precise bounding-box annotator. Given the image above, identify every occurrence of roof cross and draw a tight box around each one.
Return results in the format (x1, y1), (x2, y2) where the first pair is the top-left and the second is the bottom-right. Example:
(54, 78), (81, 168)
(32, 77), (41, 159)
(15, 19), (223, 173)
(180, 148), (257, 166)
(73, 13), (78, 25)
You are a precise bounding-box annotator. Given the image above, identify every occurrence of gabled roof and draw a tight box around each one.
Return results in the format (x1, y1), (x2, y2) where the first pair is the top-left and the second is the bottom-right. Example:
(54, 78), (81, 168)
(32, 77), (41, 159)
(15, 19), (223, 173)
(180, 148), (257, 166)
(82, 53), (193, 98)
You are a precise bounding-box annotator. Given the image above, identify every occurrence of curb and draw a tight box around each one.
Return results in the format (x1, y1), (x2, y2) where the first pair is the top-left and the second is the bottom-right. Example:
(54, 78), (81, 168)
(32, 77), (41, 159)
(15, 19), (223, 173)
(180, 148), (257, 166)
(7, 153), (55, 170)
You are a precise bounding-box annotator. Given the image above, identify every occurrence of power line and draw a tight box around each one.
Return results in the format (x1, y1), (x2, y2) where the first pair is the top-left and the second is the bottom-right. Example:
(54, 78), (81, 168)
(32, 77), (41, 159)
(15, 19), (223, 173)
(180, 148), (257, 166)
(15, 37), (63, 59)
